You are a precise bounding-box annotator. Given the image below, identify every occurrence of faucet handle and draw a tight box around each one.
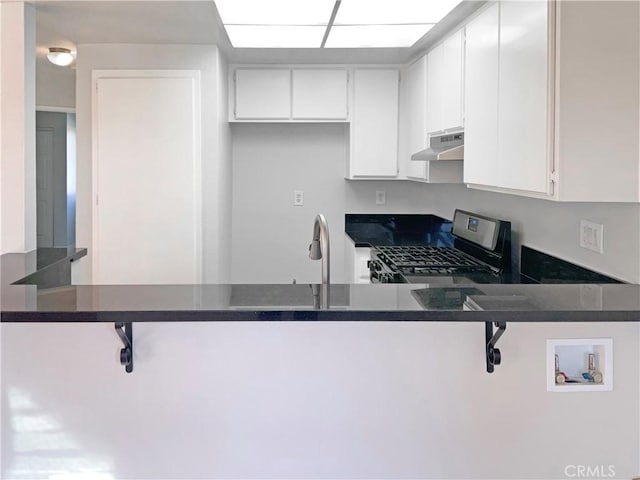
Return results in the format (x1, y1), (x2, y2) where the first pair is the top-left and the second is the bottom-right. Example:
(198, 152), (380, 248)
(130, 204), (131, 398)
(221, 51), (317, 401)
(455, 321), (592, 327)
(309, 240), (321, 260)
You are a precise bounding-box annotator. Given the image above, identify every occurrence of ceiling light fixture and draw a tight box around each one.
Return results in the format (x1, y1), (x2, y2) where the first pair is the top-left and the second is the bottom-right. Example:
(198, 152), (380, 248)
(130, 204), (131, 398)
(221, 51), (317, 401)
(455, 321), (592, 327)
(213, 0), (462, 49)
(47, 47), (74, 67)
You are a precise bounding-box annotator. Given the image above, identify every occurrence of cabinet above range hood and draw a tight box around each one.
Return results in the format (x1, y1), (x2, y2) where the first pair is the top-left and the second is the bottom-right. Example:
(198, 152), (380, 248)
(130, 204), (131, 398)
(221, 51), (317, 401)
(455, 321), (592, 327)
(411, 132), (464, 161)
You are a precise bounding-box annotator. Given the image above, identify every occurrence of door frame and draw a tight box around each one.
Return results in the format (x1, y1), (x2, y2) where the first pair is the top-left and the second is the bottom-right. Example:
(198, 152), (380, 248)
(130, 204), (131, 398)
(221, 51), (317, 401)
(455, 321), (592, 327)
(91, 69), (203, 284)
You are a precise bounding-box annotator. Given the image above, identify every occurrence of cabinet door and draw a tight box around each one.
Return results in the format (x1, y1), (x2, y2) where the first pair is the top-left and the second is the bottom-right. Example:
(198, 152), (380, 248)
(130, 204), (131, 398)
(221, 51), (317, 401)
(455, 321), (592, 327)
(498, 0), (550, 194)
(292, 69), (348, 120)
(234, 68), (291, 119)
(425, 45), (443, 134)
(406, 55), (428, 180)
(441, 28), (464, 131)
(426, 29), (464, 134)
(463, 2), (499, 186)
(350, 69), (399, 178)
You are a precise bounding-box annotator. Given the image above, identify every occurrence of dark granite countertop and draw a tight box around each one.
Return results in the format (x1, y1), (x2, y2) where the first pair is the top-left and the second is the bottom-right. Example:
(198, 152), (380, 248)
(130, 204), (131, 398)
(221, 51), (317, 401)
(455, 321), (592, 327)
(2, 247), (639, 323)
(345, 214), (453, 247)
(2, 282), (639, 322)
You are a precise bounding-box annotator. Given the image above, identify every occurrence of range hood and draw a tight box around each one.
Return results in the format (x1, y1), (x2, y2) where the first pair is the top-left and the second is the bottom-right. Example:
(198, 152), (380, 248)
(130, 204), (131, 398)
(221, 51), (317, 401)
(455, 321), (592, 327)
(411, 132), (464, 161)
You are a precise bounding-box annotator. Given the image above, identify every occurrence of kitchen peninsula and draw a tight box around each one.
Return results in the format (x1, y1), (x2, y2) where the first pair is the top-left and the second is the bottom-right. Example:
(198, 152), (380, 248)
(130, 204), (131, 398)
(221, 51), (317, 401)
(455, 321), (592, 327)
(2, 250), (640, 479)
(3, 250), (640, 323)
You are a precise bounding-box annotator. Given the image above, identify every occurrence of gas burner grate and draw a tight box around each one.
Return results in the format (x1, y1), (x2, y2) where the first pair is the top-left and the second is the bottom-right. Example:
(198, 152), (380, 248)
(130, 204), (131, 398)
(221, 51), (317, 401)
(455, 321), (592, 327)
(376, 246), (488, 269)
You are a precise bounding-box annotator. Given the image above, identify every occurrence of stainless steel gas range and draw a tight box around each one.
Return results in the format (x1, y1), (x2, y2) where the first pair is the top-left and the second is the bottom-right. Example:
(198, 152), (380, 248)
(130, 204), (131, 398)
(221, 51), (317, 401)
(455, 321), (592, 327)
(368, 210), (512, 284)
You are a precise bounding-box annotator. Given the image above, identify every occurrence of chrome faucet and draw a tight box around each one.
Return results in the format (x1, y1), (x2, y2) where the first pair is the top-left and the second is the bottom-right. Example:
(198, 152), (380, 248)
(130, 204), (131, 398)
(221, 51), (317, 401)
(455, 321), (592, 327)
(309, 214), (330, 308)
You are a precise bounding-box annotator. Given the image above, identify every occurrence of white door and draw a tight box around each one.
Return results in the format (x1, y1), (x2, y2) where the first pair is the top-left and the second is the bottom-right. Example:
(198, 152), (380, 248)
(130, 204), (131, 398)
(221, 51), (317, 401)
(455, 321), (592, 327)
(93, 70), (201, 284)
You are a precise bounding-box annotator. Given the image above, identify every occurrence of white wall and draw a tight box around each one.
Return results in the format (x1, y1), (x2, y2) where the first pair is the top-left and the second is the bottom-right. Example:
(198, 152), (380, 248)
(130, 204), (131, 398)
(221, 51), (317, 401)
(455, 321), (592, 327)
(1, 320), (637, 479)
(211, 51), (232, 283)
(73, 44), (231, 284)
(0, 2), (36, 254)
(231, 123), (438, 284)
(36, 59), (75, 110)
(231, 125), (640, 284)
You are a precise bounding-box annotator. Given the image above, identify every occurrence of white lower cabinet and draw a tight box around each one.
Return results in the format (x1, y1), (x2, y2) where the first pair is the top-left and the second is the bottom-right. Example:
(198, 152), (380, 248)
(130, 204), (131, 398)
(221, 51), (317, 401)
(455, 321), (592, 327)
(352, 248), (371, 284)
(345, 235), (371, 284)
(347, 68), (399, 178)
(464, 0), (640, 202)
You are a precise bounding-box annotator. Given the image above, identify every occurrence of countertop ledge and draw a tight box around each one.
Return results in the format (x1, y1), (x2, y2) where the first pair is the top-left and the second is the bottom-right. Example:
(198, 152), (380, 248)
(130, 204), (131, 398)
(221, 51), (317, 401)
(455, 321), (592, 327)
(2, 308), (640, 323)
(2, 283), (640, 322)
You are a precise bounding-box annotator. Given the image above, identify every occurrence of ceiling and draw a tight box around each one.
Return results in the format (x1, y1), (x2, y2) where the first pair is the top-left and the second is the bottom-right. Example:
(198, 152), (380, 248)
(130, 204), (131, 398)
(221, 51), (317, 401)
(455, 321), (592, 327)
(34, 0), (486, 65)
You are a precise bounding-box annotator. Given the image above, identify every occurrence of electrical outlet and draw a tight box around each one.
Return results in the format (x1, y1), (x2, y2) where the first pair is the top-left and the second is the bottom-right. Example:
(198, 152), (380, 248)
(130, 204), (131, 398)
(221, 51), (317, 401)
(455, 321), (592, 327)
(579, 220), (604, 253)
(293, 190), (304, 206)
(375, 190), (386, 205)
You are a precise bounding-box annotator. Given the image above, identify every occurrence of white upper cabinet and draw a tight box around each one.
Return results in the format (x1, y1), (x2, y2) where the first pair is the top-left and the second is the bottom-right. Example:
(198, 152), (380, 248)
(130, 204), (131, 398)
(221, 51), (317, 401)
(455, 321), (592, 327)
(234, 68), (291, 120)
(231, 67), (349, 122)
(464, 0), (639, 201)
(465, 1), (551, 196)
(463, 2), (499, 188)
(497, 0), (550, 194)
(348, 68), (399, 178)
(441, 29), (465, 131)
(405, 55), (428, 180)
(292, 69), (348, 120)
(426, 28), (464, 134)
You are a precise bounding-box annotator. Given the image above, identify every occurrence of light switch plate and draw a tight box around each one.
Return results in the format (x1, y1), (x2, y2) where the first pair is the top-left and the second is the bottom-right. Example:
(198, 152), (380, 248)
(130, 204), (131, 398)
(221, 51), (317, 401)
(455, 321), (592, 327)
(375, 190), (386, 205)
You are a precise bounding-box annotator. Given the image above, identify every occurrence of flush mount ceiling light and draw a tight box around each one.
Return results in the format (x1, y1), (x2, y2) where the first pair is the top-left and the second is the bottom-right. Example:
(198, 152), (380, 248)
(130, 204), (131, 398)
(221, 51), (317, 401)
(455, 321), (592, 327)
(213, 0), (463, 48)
(47, 47), (74, 66)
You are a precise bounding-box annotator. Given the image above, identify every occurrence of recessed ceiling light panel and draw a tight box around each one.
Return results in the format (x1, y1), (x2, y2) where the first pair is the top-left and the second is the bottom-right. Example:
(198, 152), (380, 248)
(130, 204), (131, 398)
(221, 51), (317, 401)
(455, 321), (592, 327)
(225, 25), (326, 48)
(334, 0), (463, 25)
(325, 24), (434, 48)
(214, 0), (336, 25)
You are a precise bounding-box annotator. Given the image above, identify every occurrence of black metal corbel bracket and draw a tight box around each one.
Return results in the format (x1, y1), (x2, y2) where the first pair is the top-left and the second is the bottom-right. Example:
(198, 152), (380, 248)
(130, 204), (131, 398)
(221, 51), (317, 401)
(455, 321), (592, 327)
(115, 322), (133, 373)
(485, 321), (506, 373)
